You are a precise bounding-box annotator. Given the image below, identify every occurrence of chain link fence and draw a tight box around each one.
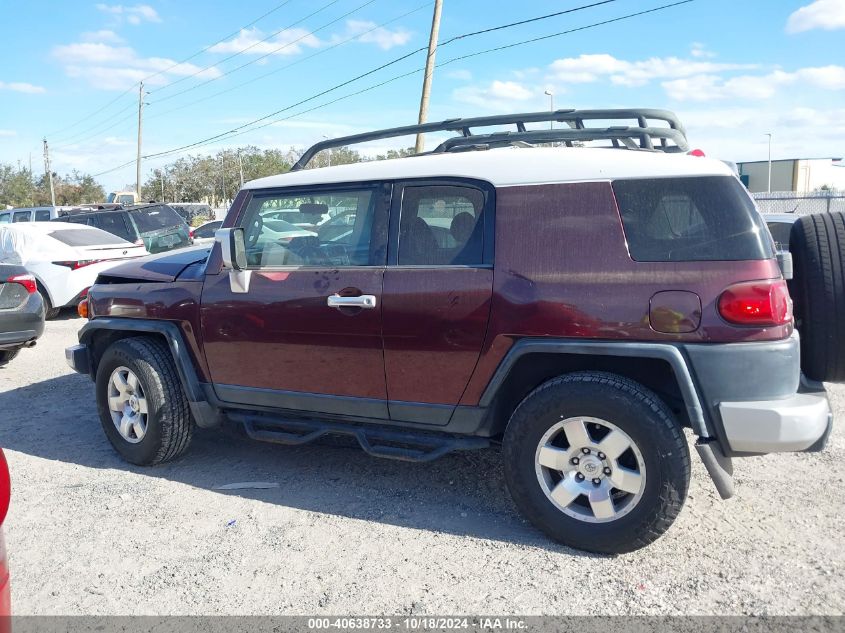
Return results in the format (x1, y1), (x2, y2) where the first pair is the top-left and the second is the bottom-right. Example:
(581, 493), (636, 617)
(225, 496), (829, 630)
(753, 191), (845, 215)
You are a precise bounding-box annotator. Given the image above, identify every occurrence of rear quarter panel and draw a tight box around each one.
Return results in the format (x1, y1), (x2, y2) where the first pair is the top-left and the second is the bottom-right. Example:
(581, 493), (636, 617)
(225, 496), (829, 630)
(460, 181), (788, 405)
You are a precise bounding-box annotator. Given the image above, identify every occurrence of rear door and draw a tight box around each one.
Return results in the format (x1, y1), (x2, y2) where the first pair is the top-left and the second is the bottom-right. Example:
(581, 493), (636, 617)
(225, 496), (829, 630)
(382, 180), (495, 424)
(201, 183), (392, 418)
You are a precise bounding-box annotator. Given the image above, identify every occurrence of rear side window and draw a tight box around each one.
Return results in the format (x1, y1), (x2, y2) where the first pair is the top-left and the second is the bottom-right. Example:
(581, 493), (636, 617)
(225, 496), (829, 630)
(132, 206), (185, 232)
(97, 212), (135, 242)
(614, 176), (774, 262)
(35, 210), (51, 221)
(13, 211), (30, 223)
(48, 229), (127, 246)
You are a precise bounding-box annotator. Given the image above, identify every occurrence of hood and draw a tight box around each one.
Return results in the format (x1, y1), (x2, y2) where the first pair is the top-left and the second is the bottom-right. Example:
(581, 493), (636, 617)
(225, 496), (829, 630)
(98, 245), (211, 283)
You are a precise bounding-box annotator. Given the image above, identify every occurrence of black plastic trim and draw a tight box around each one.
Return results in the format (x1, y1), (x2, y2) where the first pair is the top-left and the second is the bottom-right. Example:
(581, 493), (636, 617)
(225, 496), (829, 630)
(388, 400), (452, 425)
(480, 338), (711, 437)
(215, 383), (390, 419)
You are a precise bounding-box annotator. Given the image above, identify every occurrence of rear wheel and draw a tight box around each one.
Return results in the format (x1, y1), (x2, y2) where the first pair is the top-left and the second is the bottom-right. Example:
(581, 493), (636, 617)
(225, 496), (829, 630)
(790, 212), (845, 382)
(502, 371), (690, 554)
(95, 336), (194, 465)
(0, 349), (20, 366)
(36, 284), (60, 320)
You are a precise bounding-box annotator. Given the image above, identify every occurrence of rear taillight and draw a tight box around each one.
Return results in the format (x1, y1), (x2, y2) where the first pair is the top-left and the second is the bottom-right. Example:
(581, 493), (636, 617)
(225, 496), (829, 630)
(718, 279), (792, 327)
(0, 450), (9, 527)
(52, 260), (103, 270)
(6, 273), (36, 294)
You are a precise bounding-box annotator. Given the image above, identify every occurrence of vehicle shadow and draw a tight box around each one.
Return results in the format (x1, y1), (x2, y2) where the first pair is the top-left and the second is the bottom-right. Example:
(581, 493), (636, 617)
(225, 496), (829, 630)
(0, 373), (586, 555)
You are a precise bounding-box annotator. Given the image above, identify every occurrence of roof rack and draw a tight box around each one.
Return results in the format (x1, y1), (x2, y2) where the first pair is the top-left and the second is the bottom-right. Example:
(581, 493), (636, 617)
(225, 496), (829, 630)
(291, 109), (689, 171)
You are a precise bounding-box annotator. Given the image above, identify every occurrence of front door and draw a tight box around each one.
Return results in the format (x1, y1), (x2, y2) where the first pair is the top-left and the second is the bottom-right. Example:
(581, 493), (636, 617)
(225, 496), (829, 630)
(382, 180), (495, 424)
(201, 183), (391, 419)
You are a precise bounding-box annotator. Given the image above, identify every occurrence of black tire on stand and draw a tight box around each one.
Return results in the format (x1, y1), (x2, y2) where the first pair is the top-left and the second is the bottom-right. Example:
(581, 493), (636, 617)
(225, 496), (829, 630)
(789, 212), (845, 383)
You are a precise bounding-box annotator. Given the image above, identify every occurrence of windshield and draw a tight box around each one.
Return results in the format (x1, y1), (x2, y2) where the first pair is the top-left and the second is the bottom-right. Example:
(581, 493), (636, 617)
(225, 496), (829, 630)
(132, 206), (185, 233)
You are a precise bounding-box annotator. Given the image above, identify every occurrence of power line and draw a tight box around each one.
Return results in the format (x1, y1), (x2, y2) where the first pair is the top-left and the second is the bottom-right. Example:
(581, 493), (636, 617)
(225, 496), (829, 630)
(51, 101), (138, 149)
(93, 0), (694, 177)
(146, 2), (432, 122)
(141, 0), (300, 83)
(148, 0), (345, 95)
(151, 0), (382, 106)
(46, 86), (136, 140)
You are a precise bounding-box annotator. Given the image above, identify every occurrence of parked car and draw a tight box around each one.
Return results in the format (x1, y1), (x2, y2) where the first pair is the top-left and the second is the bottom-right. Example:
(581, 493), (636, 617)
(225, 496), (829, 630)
(66, 110), (839, 554)
(189, 220), (222, 245)
(0, 448), (10, 619)
(53, 203), (191, 254)
(0, 263), (44, 365)
(0, 207), (63, 223)
(106, 191), (140, 206)
(0, 223), (147, 319)
(763, 212), (845, 383)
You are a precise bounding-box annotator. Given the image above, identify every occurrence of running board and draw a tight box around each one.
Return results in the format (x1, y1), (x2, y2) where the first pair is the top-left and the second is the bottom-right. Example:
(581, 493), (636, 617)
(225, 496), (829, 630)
(229, 413), (490, 463)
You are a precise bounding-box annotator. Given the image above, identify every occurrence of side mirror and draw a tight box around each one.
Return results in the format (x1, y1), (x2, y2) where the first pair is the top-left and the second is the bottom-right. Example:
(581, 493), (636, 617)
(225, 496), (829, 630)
(777, 249), (793, 281)
(216, 227), (247, 271)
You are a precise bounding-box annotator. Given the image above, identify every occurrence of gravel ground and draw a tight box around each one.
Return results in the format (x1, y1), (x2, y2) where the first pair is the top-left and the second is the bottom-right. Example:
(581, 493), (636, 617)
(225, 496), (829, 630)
(1, 317), (843, 616)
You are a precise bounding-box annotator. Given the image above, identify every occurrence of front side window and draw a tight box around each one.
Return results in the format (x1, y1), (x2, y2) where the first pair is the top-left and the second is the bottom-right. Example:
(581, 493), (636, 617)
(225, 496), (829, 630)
(614, 176), (774, 262)
(193, 221), (222, 239)
(0, 214), (10, 224)
(398, 185), (486, 266)
(241, 188), (379, 267)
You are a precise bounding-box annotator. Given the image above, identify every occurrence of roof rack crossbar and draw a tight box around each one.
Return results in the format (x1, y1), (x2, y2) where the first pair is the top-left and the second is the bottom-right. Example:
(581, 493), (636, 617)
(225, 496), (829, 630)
(430, 127), (688, 154)
(290, 109), (688, 171)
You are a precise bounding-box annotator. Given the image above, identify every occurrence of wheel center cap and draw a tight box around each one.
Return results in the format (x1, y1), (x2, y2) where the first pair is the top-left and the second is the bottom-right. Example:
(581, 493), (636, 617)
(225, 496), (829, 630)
(578, 455), (603, 477)
(128, 395), (139, 413)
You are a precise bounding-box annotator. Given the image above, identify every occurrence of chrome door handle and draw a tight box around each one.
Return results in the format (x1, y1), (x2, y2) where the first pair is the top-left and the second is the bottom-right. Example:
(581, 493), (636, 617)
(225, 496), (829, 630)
(327, 294), (377, 309)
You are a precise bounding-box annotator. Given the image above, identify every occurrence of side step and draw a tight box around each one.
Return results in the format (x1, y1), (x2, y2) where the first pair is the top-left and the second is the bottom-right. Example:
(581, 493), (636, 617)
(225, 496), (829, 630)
(228, 412), (490, 463)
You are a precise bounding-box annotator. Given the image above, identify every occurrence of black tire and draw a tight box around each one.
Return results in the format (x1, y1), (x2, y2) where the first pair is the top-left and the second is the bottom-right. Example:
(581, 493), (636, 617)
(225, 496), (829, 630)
(790, 212), (845, 382)
(95, 336), (194, 465)
(0, 349), (20, 366)
(502, 371), (690, 554)
(37, 284), (60, 320)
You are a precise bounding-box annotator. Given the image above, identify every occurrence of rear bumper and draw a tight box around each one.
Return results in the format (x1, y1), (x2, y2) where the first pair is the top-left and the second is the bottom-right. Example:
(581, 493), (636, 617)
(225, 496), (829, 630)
(0, 292), (45, 349)
(719, 387), (832, 453)
(684, 331), (832, 456)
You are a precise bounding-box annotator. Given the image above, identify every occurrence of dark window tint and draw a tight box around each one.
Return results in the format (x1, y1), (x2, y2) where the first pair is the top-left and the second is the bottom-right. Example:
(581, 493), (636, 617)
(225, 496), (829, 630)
(193, 221), (222, 239)
(13, 211), (30, 223)
(131, 205), (185, 232)
(398, 185), (486, 266)
(34, 210), (51, 221)
(613, 176), (774, 262)
(48, 228), (127, 246)
(766, 221), (793, 250)
(97, 212), (135, 242)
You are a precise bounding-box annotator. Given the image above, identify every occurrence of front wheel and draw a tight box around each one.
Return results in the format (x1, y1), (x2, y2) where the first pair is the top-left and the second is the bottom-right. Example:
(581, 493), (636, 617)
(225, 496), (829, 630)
(502, 371), (690, 554)
(95, 336), (194, 465)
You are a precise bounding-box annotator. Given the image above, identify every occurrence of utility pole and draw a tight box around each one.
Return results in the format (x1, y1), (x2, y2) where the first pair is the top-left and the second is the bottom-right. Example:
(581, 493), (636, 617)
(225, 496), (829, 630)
(237, 150), (244, 187)
(136, 81), (144, 197)
(765, 133), (772, 193)
(544, 90), (554, 129)
(414, 0), (443, 154)
(160, 168), (165, 201)
(42, 138), (56, 207)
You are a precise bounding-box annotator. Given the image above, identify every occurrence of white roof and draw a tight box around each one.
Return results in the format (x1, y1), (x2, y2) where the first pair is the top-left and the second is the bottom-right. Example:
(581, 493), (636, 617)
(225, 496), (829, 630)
(244, 146), (735, 191)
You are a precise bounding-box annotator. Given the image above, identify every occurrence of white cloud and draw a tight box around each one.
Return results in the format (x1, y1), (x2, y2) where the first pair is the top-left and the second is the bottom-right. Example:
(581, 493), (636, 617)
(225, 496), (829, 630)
(0, 81), (46, 94)
(208, 27), (320, 56)
(343, 20), (412, 50)
(690, 42), (716, 59)
(663, 66), (845, 102)
(81, 29), (125, 44)
(53, 41), (220, 89)
(786, 0), (845, 33)
(96, 4), (161, 25)
(453, 80), (536, 111)
(0, 130), (16, 137)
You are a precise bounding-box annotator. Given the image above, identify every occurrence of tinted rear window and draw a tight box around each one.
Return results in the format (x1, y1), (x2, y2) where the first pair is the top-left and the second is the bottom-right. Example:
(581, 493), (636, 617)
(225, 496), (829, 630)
(131, 206), (185, 232)
(766, 221), (793, 249)
(48, 229), (127, 246)
(614, 176), (774, 262)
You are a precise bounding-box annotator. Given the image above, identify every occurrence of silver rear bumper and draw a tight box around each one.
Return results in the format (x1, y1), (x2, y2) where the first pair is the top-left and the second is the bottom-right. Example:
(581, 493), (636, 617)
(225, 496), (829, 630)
(719, 390), (832, 453)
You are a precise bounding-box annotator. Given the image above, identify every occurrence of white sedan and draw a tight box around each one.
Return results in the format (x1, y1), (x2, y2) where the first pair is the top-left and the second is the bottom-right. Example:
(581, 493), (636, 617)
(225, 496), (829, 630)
(0, 222), (148, 319)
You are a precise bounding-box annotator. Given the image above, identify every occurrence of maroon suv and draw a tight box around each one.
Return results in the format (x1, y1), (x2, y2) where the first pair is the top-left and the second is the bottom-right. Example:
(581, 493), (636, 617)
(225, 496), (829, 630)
(66, 110), (840, 553)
